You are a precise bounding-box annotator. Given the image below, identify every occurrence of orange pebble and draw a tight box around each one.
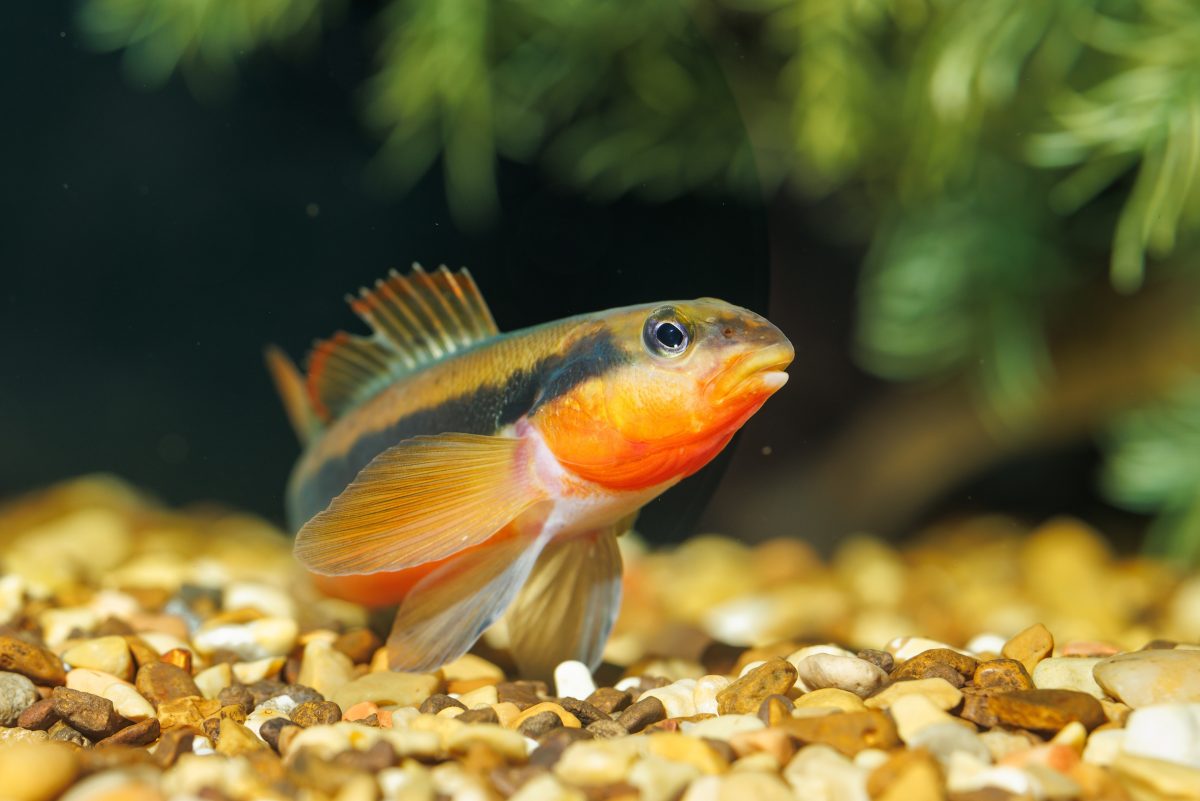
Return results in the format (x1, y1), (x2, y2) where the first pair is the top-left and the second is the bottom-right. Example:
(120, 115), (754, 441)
(343, 701), (380, 721)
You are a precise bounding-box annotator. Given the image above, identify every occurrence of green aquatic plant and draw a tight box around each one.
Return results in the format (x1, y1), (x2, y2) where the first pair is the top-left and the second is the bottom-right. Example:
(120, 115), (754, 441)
(78, 0), (1200, 561)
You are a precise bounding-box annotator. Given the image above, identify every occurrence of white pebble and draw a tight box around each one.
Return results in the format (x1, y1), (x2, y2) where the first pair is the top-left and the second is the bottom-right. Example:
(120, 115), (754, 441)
(639, 679), (697, 718)
(614, 677), (642, 693)
(1032, 657), (1105, 699)
(794, 653), (887, 698)
(783, 744), (868, 800)
(785, 644), (854, 674)
(193, 616), (297, 659)
(554, 660), (596, 700)
(681, 714), (762, 740)
(887, 636), (972, 662)
(693, 675), (730, 715)
(1123, 704), (1200, 768)
(965, 633), (1008, 656)
(1082, 729), (1126, 766)
(907, 722), (992, 766)
(192, 735), (216, 755)
(0, 575), (25, 626)
(223, 582), (296, 619)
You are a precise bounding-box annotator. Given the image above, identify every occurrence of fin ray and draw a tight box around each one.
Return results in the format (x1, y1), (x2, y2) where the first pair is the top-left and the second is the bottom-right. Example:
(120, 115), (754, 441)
(387, 531), (547, 672)
(294, 433), (546, 576)
(504, 528), (625, 679)
(305, 265), (500, 422)
(264, 345), (322, 444)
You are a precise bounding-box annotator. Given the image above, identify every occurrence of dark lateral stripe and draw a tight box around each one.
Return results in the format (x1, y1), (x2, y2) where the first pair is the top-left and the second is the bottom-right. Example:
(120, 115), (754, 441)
(287, 327), (628, 530)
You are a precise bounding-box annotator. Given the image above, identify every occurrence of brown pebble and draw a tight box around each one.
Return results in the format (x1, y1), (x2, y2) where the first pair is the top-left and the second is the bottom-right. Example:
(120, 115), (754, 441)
(586, 719), (629, 739)
(333, 629), (382, 664)
(18, 696), (60, 730)
(98, 716), (160, 747)
(0, 635), (66, 686)
(333, 739), (396, 772)
(123, 636), (162, 671)
(202, 717), (221, 742)
(462, 740), (507, 774)
(717, 657), (798, 715)
(153, 727), (195, 768)
(136, 661), (201, 707)
(988, 689), (1105, 733)
(458, 706), (500, 725)
(530, 727), (593, 768)
(959, 688), (1000, 728)
(78, 744), (155, 772)
(260, 716), (299, 752)
(757, 694), (794, 727)
(245, 679), (287, 707)
(891, 649), (978, 684)
(157, 696), (221, 730)
(555, 696), (610, 726)
(48, 720), (90, 747)
(700, 641), (744, 676)
(217, 718), (268, 756)
(357, 712), (380, 727)
(616, 696), (666, 734)
(517, 710), (563, 739)
(497, 680), (548, 710)
(280, 683), (323, 705)
(291, 700), (342, 727)
(160, 648), (193, 673)
(419, 693), (467, 715)
(51, 686), (132, 740)
(974, 659), (1033, 691)
(490, 765), (548, 797)
(781, 709), (900, 757)
(858, 649), (895, 674)
(586, 687), (632, 715)
(217, 684), (255, 714)
(1001, 623), (1054, 675)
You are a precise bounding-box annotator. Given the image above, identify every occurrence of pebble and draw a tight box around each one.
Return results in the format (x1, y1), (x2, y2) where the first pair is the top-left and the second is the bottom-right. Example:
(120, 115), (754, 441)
(794, 653), (888, 698)
(628, 755), (699, 801)
(291, 699), (343, 727)
(61, 636), (133, 682)
(785, 645), (854, 679)
(1094, 649), (1200, 707)
(554, 739), (641, 786)
(511, 701), (581, 730)
(1111, 752), (1200, 801)
(231, 656), (285, 684)
(889, 693), (960, 743)
(757, 694), (794, 726)
(783, 743), (870, 801)
(908, 721), (992, 766)
(553, 661), (596, 700)
(18, 697), (60, 730)
(616, 696), (667, 733)
(1031, 656), (1105, 698)
(333, 628), (382, 665)
(330, 670), (439, 710)
(1123, 703), (1200, 768)
(716, 658), (797, 715)
(1082, 727), (1125, 766)
(1001, 623), (1054, 675)
(988, 689), (1106, 733)
(191, 617), (298, 660)
(867, 748), (943, 801)
(97, 715), (160, 746)
(0, 635), (66, 686)
(781, 709), (900, 756)
(692, 675), (730, 716)
(0, 741), (79, 801)
(640, 678), (698, 718)
(50, 686), (131, 740)
(865, 676), (962, 711)
(222, 581), (295, 619)
(891, 648), (978, 684)
(296, 639), (355, 699)
(193, 663), (233, 700)
(888, 636), (972, 662)
(973, 658), (1033, 691)
(586, 687), (632, 715)
(793, 687), (865, 713)
(135, 662), (200, 707)
(647, 732), (730, 774)
(0, 670), (39, 726)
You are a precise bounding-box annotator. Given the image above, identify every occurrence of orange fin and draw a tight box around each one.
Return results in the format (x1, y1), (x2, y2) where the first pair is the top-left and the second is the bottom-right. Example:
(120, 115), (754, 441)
(387, 530), (547, 672)
(264, 345), (322, 444)
(503, 527), (625, 679)
(307, 265), (499, 421)
(293, 433), (546, 576)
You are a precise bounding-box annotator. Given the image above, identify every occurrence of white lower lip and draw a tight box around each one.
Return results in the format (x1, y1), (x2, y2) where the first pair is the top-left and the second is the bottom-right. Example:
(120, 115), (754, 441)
(758, 371), (789, 391)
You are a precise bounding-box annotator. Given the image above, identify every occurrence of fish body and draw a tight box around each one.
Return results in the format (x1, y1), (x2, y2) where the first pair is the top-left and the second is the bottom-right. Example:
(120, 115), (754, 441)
(268, 266), (791, 677)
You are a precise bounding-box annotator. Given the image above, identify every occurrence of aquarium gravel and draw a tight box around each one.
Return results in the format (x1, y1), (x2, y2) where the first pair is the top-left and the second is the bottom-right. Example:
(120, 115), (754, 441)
(1, 477), (1199, 801)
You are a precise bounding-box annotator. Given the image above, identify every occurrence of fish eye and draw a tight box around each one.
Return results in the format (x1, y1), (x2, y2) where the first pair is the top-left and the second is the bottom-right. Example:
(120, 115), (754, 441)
(643, 308), (692, 358)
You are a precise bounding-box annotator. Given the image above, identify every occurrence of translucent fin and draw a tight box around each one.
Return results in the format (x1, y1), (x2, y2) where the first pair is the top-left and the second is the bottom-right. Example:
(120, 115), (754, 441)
(294, 433), (546, 576)
(387, 531), (547, 672)
(306, 265), (499, 421)
(264, 345), (322, 444)
(504, 528), (625, 680)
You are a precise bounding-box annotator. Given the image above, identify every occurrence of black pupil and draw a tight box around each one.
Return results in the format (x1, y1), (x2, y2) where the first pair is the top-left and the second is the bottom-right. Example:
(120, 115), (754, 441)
(656, 322), (685, 349)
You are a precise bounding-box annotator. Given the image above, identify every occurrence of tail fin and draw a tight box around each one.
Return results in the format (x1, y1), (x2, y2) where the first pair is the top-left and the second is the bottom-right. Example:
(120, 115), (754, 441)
(264, 345), (322, 445)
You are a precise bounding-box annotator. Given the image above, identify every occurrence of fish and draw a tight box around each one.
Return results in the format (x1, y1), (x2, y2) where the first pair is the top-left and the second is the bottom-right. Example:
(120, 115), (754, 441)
(266, 264), (792, 678)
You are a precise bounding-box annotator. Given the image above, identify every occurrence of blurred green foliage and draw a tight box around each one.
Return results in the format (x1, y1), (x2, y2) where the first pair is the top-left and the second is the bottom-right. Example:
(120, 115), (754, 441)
(79, 0), (1200, 560)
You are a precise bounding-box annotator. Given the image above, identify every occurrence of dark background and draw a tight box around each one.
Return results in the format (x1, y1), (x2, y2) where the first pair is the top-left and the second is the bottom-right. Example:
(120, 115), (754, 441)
(0, 2), (1128, 547)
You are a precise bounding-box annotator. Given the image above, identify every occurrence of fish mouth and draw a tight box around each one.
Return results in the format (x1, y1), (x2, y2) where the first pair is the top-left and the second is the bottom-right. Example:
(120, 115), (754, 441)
(718, 342), (795, 399)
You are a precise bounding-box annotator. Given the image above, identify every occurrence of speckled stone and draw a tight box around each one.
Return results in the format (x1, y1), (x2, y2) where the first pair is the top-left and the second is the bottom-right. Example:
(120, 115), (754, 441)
(0, 636), (65, 686)
(988, 689), (1105, 733)
(973, 659), (1033, 691)
(0, 671), (39, 726)
(716, 658), (797, 714)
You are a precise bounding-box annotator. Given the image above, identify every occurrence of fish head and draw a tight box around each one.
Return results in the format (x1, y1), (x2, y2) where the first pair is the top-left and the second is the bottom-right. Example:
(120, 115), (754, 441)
(533, 298), (793, 492)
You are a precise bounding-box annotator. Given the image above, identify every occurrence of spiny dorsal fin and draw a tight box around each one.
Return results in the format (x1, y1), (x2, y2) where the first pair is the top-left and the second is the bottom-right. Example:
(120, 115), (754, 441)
(306, 264), (499, 422)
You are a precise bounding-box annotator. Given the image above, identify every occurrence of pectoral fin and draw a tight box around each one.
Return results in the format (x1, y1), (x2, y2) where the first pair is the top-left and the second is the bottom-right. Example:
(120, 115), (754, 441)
(503, 527), (625, 679)
(294, 433), (545, 576)
(387, 529), (548, 671)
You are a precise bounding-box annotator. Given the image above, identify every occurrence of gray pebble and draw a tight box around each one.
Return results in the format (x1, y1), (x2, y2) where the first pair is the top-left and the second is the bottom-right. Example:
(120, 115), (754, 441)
(0, 671), (39, 727)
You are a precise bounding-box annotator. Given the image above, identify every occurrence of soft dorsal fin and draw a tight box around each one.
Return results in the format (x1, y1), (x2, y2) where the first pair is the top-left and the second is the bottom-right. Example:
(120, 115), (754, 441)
(305, 264), (499, 422)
